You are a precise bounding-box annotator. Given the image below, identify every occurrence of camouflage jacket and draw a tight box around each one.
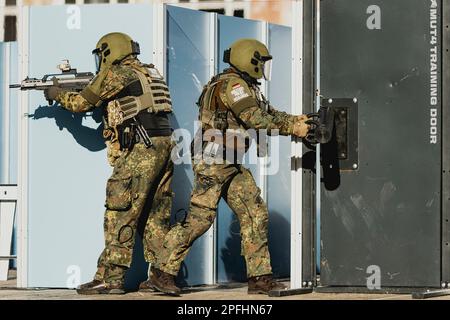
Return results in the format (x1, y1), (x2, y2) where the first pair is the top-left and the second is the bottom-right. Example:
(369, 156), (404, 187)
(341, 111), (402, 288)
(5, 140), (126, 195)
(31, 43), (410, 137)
(55, 57), (143, 113)
(54, 58), (171, 166)
(198, 68), (297, 137)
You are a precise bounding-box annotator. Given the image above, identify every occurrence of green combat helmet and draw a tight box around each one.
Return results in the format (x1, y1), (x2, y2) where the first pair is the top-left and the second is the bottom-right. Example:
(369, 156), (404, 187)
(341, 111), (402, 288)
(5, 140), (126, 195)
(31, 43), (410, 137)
(92, 32), (141, 73)
(223, 38), (273, 80)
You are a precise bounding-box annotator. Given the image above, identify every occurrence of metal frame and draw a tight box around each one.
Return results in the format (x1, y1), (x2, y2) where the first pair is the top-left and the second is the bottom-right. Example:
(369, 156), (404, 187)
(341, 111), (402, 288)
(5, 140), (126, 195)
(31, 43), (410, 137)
(269, 0), (315, 297)
(412, 289), (450, 299)
(315, 286), (450, 299)
(1, 43), (11, 183)
(313, 0), (321, 285)
(0, 185), (17, 280)
(270, 0), (312, 296)
(442, 0), (450, 286)
(300, 0), (316, 288)
(269, 287), (312, 297)
(167, 0), (251, 19)
(204, 11), (218, 285)
(152, 3), (167, 76)
(16, 5), (29, 288)
(315, 286), (443, 294)
(258, 21), (269, 202)
(290, 0), (304, 290)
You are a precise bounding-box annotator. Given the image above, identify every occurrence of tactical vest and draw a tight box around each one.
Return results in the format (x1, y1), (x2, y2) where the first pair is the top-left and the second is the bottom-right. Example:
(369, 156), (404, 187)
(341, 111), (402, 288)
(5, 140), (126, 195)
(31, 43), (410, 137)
(106, 61), (173, 133)
(198, 71), (262, 131)
(196, 70), (267, 154)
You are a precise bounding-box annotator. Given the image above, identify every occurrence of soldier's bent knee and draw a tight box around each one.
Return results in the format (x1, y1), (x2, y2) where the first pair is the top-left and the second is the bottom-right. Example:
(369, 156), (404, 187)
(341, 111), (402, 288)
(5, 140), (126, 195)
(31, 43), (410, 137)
(186, 204), (216, 234)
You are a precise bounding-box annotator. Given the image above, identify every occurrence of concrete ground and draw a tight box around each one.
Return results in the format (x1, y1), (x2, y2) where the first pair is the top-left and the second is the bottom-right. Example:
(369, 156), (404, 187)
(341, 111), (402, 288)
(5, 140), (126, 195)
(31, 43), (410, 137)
(1, 270), (449, 300)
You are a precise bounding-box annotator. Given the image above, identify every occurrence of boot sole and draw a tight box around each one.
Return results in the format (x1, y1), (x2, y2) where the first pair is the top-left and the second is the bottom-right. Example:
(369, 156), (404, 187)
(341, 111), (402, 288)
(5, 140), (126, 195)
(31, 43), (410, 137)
(153, 284), (181, 297)
(76, 289), (101, 295)
(103, 289), (126, 295)
(248, 286), (287, 295)
(76, 288), (125, 295)
(139, 282), (157, 292)
(247, 290), (268, 295)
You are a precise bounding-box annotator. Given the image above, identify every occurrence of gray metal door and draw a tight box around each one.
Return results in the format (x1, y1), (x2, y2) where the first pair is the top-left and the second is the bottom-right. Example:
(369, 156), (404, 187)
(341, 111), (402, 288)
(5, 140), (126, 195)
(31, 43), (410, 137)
(320, 0), (441, 288)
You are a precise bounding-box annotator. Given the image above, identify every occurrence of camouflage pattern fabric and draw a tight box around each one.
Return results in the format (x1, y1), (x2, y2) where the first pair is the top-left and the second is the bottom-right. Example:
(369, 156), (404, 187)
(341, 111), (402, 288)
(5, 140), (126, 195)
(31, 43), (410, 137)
(94, 139), (174, 283)
(157, 69), (307, 280)
(197, 69), (298, 137)
(56, 58), (137, 112)
(100, 137), (174, 282)
(157, 161), (272, 278)
(53, 58), (174, 285)
(221, 73), (297, 136)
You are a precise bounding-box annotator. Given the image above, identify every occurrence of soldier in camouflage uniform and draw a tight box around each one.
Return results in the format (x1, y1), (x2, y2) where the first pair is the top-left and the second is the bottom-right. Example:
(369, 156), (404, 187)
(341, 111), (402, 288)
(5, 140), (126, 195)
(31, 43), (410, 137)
(44, 32), (175, 294)
(151, 39), (311, 296)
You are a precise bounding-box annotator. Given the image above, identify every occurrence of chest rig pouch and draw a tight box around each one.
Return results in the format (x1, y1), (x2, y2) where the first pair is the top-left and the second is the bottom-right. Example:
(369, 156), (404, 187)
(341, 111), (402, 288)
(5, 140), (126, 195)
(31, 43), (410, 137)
(107, 64), (173, 128)
(195, 72), (255, 163)
(197, 73), (243, 132)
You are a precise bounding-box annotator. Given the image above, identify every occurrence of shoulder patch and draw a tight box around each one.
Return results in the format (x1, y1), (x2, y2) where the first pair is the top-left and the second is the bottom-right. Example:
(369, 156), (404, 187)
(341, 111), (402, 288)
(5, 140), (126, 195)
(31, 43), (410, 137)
(229, 83), (250, 103)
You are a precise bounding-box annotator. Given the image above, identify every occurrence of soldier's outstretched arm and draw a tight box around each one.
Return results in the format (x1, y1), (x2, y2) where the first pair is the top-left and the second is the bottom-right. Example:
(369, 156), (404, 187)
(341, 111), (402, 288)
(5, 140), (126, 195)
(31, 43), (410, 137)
(266, 104), (310, 138)
(54, 91), (94, 113)
(50, 66), (131, 113)
(224, 78), (309, 137)
(267, 104), (304, 127)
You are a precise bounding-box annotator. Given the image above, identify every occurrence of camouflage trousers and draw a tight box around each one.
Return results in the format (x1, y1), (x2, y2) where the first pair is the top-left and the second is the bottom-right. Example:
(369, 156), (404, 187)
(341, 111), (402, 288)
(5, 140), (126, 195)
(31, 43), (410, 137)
(157, 162), (272, 278)
(93, 136), (174, 283)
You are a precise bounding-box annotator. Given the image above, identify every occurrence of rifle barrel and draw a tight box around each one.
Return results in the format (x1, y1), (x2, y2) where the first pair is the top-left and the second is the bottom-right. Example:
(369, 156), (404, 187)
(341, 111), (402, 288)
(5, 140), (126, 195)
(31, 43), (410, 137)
(9, 84), (21, 88)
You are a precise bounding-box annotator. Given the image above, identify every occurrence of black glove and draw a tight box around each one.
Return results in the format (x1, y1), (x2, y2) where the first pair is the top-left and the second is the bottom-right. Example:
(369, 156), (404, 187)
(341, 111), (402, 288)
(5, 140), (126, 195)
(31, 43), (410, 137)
(44, 77), (63, 104)
(303, 107), (335, 146)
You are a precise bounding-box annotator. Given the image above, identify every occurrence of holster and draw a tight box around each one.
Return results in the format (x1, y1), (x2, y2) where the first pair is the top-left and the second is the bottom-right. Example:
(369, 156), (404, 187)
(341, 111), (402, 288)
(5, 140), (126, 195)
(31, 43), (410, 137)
(118, 126), (136, 150)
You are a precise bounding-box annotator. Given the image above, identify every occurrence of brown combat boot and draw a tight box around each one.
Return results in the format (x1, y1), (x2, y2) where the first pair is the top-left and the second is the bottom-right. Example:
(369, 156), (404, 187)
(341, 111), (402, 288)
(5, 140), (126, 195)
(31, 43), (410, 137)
(138, 266), (158, 292)
(248, 274), (287, 295)
(151, 268), (181, 296)
(77, 279), (102, 291)
(76, 280), (125, 295)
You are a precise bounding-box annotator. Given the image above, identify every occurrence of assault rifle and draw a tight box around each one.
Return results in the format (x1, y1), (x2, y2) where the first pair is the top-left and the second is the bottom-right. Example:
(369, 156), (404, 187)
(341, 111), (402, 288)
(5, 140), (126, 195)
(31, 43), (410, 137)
(10, 60), (94, 105)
